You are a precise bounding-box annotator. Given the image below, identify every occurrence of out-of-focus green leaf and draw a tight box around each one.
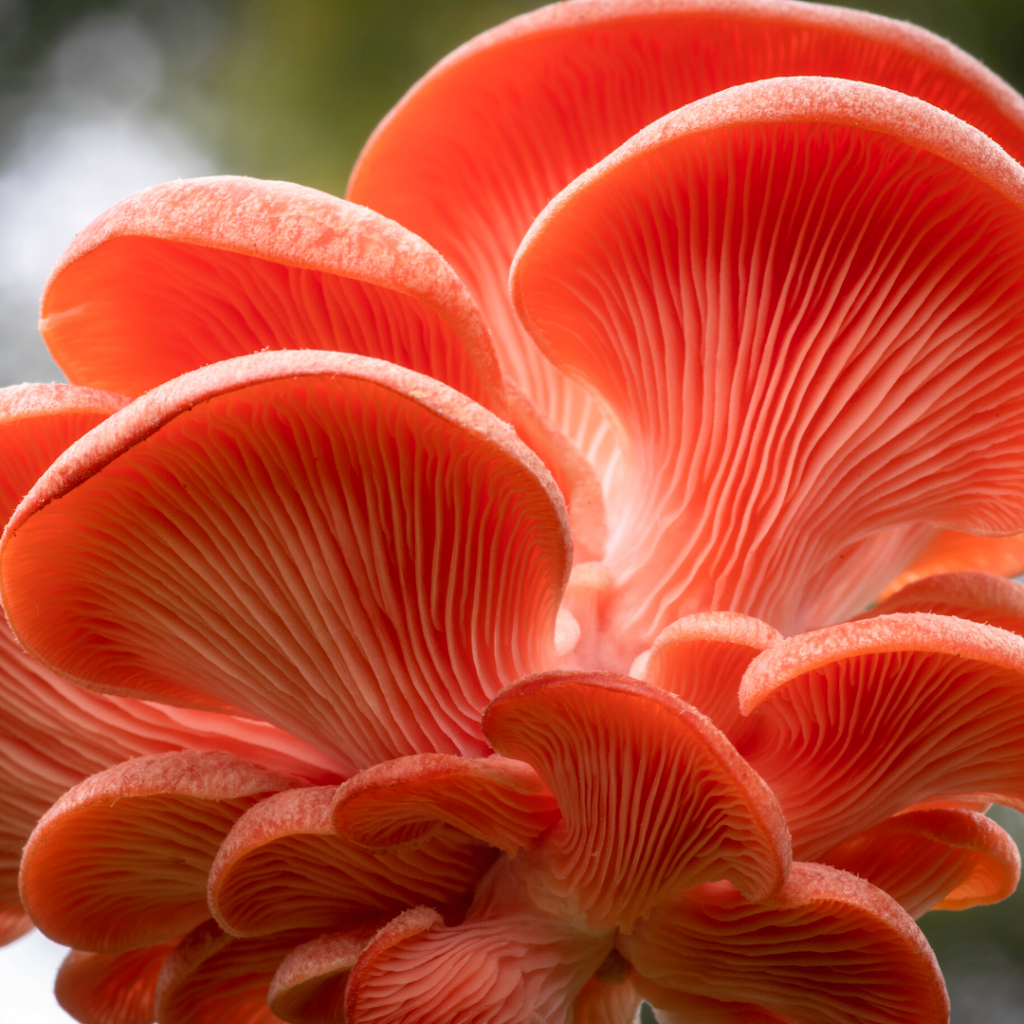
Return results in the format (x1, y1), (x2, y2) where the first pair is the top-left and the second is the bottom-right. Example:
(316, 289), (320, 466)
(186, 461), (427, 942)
(212, 0), (538, 195)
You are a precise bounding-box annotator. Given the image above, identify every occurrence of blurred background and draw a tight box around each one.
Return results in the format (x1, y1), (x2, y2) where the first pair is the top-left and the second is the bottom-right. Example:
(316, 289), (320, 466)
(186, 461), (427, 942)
(0, 0), (1021, 1021)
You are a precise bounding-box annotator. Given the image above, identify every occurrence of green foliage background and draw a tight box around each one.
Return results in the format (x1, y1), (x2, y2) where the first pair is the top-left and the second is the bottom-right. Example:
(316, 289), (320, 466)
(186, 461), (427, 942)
(206, 0), (1024, 197)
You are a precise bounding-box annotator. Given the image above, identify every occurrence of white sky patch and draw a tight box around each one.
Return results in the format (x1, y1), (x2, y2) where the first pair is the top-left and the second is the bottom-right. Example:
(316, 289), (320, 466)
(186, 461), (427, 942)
(0, 930), (74, 1022)
(0, 12), (215, 385)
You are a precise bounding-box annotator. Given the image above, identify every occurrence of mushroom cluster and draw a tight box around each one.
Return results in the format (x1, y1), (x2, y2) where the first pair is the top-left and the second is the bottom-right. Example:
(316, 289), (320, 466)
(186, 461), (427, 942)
(3, 2), (1024, 1022)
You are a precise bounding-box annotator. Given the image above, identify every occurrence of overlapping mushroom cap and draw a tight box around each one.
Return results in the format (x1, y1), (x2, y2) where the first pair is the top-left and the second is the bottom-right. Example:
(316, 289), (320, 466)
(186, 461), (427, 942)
(3, 1), (1024, 1023)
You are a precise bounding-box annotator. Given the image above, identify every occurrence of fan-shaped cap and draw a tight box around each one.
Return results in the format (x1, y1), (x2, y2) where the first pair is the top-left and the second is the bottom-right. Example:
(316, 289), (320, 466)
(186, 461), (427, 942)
(0, 621), (344, 928)
(642, 612), (780, 742)
(0, 383), (128, 523)
(208, 786), (495, 939)
(819, 808), (1020, 918)
(267, 924), (382, 1024)
(155, 920), (314, 1024)
(862, 571), (1024, 636)
(332, 753), (560, 854)
(19, 750), (294, 952)
(55, 944), (175, 1024)
(484, 671), (791, 930)
(350, 0), (1024, 467)
(620, 862), (949, 1024)
(513, 76), (1024, 641)
(740, 613), (1024, 859)
(0, 382), (344, 922)
(41, 177), (506, 415)
(1, 352), (570, 772)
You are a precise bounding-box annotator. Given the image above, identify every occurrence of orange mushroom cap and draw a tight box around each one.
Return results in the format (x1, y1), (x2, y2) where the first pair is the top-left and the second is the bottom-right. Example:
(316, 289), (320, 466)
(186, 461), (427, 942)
(351, 0), (1024, 480)
(0, 352), (570, 771)
(513, 77), (1024, 641)
(41, 177), (507, 416)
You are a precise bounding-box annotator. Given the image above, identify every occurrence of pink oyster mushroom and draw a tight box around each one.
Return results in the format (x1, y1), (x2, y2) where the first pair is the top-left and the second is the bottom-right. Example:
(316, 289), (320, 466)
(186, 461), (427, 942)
(3, 1), (1024, 1021)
